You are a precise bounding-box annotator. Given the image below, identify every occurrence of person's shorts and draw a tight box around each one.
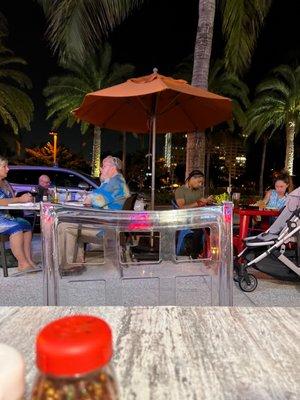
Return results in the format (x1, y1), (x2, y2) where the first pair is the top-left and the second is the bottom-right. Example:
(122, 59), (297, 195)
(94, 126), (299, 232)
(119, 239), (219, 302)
(0, 217), (32, 236)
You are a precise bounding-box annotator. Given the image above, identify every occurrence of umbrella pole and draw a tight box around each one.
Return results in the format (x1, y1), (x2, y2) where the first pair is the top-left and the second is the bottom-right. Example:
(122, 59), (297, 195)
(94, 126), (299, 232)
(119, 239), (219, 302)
(149, 112), (157, 249)
(150, 95), (158, 210)
(151, 114), (156, 210)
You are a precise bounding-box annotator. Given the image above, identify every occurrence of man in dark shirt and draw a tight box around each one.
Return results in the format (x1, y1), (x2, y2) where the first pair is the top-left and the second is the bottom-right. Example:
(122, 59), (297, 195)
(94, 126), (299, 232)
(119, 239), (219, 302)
(36, 175), (51, 201)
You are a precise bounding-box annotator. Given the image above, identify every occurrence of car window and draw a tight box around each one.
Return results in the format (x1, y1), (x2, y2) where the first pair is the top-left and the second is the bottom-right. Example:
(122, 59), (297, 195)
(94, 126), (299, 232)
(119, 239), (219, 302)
(8, 168), (95, 189)
(8, 169), (41, 184)
(48, 171), (90, 188)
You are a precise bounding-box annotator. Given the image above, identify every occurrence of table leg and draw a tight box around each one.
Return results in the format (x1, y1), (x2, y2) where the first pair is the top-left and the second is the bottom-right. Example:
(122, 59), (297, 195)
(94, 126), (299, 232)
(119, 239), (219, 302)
(237, 215), (250, 253)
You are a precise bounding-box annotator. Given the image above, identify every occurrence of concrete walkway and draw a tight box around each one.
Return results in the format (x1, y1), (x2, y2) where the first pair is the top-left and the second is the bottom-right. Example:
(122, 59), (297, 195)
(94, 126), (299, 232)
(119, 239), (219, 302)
(0, 235), (299, 307)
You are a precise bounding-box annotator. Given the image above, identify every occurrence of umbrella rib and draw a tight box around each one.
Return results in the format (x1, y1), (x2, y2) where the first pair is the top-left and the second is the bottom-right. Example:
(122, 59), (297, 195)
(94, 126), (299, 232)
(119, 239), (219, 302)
(136, 96), (151, 117)
(102, 101), (130, 127)
(158, 94), (200, 130)
(179, 101), (200, 131)
(158, 93), (181, 116)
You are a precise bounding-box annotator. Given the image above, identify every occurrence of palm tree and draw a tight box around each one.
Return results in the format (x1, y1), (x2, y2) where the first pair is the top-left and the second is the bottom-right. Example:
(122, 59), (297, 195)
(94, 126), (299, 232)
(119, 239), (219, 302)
(44, 43), (134, 176)
(38, 0), (273, 177)
(0, 13), (33, 139)
(207, 60), (250, 189)
(187, 0), (272, 175)
(25, 142), (90, 171)
(244, 65), (300, 179)
(186, 0), (216, 177)
(175, 57), (250, 187)
(36, 0), (144, 63)
(208, 60), (250, 126)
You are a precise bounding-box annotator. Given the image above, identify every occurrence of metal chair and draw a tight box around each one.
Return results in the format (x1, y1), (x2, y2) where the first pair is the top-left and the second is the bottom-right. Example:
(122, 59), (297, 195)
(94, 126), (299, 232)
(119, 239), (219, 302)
(0, 235), (9, 277)
(171, 199), (194, 255)
(72, 194), (139, 264)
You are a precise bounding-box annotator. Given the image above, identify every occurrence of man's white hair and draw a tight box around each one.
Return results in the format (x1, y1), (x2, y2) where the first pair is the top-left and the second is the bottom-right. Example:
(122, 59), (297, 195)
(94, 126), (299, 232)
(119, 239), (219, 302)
(103, 156), (123, 171)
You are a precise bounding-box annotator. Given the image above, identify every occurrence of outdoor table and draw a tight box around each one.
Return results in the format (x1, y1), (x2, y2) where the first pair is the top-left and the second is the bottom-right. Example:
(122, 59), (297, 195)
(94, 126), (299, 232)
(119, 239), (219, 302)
(0, 202), (40, 211)
(0, 202), (41, 234)
(0, 306), (299, 399)
(233, 207), (280, 253)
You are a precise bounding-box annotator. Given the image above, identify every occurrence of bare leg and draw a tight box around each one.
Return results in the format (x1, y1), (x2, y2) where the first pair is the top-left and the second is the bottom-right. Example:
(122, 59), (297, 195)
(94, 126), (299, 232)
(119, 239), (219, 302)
(60, 224), (84, 265)
(9, 232), (31, 269)
(23, 230), (36, 267)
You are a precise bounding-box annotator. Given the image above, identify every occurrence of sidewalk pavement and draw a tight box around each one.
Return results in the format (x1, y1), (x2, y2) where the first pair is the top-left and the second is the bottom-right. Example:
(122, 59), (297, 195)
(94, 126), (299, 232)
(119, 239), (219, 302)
(0, 235), (299, 307)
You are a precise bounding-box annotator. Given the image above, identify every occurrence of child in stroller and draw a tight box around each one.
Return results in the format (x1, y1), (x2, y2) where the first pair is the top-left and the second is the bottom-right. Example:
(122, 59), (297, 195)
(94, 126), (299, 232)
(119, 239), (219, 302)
(234, 187), (300, 292)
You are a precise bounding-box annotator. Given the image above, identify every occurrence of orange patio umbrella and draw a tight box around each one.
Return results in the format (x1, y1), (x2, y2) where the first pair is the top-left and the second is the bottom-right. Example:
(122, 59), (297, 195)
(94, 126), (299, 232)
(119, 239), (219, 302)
(73, 69), (232, 208)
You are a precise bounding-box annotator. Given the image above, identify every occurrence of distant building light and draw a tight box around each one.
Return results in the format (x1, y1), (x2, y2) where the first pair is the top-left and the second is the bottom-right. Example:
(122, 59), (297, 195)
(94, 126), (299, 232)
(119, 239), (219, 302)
(236, 155), (247, 166)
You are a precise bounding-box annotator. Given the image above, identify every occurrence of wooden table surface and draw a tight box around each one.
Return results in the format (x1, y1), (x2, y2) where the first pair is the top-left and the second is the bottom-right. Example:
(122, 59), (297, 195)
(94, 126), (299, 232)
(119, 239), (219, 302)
(0, 307), (299, 400)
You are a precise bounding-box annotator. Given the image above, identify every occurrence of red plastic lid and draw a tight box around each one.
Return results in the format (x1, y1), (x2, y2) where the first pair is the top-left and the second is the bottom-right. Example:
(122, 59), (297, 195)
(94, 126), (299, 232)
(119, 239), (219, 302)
(36, 315), (112, 376)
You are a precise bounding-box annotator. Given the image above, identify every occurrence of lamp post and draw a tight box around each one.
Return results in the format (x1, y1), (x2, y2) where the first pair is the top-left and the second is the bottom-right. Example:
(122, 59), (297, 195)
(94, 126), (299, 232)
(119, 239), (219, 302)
(49, 131), (58, 166)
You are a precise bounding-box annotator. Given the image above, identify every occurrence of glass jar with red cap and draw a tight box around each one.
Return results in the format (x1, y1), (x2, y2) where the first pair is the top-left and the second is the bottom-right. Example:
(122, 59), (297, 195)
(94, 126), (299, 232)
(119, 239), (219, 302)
(31, 315), (118, 400)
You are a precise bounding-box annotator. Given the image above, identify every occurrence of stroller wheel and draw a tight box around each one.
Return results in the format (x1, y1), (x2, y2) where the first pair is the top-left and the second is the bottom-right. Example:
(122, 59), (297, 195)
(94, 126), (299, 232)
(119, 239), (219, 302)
(239, 274), (258, 292)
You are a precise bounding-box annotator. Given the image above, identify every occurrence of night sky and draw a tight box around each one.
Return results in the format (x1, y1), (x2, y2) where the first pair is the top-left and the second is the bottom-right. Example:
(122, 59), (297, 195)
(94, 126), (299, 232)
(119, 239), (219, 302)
(0, 0), (299, 170)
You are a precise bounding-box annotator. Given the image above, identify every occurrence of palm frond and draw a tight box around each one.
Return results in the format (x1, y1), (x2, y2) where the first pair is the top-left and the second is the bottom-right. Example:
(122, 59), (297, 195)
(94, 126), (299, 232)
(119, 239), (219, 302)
(44, 44), (135, 131)
(271, 64), (297, 88)
(220, 0), (272, 76)
(0, 12), (8, 39)
(37, 0), (145, 62)
(0, 69), (32, 88)
(0, 40), (33, 134)
(105, 63), (135, 87)
(244, 64), (300, 149)
(0, 56), (27, 67)
(0, 105), (19, 134)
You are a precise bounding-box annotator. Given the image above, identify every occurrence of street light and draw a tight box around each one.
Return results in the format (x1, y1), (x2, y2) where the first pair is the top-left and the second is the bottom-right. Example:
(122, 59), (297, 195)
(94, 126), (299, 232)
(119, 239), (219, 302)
(49, 131), (58, 166)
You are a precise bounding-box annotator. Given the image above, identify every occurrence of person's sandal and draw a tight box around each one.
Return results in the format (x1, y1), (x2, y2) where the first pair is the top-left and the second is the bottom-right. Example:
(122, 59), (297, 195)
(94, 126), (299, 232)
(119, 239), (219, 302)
(11, 265), (42, 277)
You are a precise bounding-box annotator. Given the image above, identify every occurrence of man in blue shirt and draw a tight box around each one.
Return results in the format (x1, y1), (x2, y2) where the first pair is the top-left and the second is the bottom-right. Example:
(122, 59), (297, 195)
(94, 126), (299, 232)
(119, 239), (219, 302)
(84, 156), (130, 209)
(59, 156), (130, 270)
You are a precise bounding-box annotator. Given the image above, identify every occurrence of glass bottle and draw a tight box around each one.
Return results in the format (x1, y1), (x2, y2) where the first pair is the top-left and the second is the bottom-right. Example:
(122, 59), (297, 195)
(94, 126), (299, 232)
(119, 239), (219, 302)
(0, 343), (25, 400)
(31, 315), (118, 400)
(65, 189), (71, 202)
(53, 187), (59, 203)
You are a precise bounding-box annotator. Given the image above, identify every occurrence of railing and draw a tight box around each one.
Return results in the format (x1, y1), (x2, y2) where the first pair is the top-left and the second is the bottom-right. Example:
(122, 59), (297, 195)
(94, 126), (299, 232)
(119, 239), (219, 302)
(41, 202), (233, 306)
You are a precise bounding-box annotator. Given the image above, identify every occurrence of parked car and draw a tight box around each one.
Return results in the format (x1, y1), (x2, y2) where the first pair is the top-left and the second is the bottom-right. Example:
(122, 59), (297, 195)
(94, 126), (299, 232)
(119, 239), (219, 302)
(8, 165), (99, 201)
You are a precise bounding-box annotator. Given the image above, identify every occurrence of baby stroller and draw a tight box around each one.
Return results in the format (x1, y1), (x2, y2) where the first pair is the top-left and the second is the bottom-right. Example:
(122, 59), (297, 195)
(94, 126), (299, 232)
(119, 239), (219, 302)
(234, 188), (300, 292)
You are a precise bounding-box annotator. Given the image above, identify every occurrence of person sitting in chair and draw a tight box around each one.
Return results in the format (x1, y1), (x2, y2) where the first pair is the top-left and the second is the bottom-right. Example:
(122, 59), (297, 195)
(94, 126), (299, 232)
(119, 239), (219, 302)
(175, 170), (214, 209)
(174, 170), (213, 259)
(84, 156), (130, 209)
(0, 156), (37, 273)
(248, 186), (300, 244)
(59, 156), (130, 270)
(36, 175), (52, 202)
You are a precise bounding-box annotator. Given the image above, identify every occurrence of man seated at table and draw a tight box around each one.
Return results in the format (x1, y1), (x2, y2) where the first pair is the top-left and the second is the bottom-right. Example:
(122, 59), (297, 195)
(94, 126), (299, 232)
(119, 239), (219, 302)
(59, 156), (130, 268)
(83, 156), (130, 209)
(175, 170), (214, 209)
(36, 175), (52, 202)
(175, 170), (214, 259)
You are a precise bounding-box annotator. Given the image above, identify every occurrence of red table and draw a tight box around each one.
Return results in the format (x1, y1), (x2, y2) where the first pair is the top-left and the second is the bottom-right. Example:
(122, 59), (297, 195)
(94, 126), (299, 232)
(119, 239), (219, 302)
(233, 208), (280, 253)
